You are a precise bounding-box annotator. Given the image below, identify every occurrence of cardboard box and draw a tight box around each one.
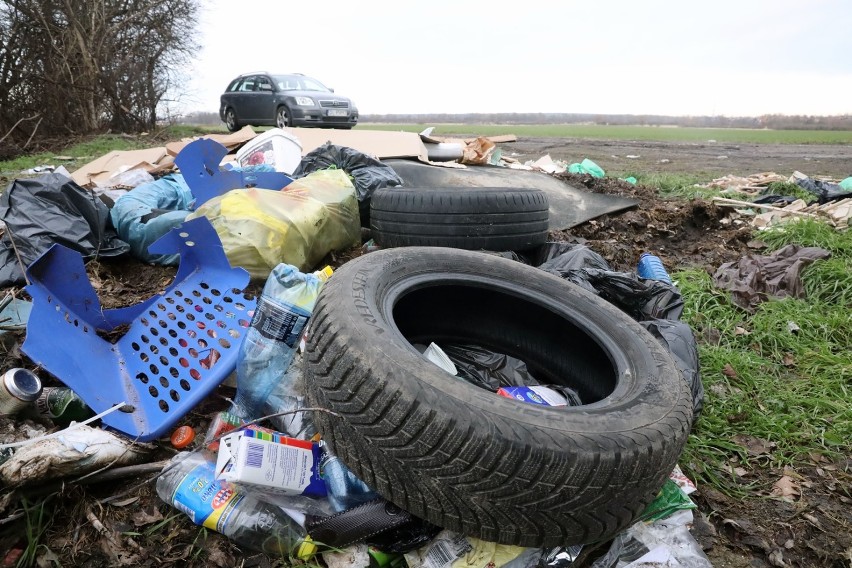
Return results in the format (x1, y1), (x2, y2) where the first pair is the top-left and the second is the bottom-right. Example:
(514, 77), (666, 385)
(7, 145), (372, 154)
(215, 428), (326, 497)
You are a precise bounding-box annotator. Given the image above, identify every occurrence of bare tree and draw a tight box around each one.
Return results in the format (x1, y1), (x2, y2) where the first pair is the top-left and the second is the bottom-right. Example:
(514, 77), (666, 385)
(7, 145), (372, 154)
(0, 0), (199, 152)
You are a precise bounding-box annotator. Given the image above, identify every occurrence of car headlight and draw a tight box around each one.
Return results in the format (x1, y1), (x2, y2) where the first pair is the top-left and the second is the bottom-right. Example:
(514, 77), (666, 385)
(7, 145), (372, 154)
(294, 97), (315, 106)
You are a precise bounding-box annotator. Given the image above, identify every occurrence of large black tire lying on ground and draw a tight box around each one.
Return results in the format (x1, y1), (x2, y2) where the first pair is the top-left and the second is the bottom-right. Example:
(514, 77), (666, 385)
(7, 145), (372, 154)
(369, 186), (549, 251)
(305, 247), (692, 547)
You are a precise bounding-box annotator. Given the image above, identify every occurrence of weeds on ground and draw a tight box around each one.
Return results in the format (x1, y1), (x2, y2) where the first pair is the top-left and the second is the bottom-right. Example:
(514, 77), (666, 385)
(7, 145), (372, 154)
(677, 219), (852, 497)
(0, 125), (214, 181)
(16, 496), (56, 568)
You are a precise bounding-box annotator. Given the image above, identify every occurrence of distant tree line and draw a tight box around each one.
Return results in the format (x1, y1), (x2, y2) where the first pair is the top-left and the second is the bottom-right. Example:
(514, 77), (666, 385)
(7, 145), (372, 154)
(0, 0), (199, 158)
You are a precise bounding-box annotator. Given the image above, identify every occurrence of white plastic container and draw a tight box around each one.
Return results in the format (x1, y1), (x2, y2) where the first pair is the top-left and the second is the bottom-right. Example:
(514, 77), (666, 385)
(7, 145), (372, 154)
(236, 128), (302, 175)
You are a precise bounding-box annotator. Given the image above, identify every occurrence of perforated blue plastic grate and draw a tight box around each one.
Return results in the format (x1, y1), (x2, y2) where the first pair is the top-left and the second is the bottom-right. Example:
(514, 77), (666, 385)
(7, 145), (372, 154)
(23, 217), (258, 441)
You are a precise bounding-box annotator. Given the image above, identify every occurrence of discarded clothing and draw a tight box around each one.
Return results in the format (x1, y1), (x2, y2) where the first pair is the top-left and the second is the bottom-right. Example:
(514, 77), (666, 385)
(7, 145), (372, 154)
(0, 172), (129, 287)
(712, 244), (831, 312)
(109, 173), (194, 265)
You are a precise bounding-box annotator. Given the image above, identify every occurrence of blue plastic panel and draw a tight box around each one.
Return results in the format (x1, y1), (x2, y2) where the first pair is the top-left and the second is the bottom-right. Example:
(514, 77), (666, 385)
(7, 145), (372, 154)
(23, 217), (257, 441)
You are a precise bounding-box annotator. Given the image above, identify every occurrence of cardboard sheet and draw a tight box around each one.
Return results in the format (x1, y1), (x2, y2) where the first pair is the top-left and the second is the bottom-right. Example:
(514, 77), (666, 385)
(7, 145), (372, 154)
(282, 127), (430, 162)
(70, 147), (173, 187)
(165, 125), (258, 156)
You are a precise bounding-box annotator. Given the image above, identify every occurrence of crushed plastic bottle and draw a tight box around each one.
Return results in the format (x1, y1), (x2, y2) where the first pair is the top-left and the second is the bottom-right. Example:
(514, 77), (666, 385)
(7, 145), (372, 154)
(156, 451), (317, 558)
(231, 263), (332, 419)
(636, 253), (673, 285)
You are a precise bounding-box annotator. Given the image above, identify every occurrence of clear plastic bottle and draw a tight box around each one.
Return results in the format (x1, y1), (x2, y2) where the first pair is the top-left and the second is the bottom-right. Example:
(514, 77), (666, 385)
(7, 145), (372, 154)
(636, 252), (673, 284)
(321, 451), (379, 512)
(156, 452), (317, 558)
(231, 263), (331, 419)
(263, 354), (317, 439)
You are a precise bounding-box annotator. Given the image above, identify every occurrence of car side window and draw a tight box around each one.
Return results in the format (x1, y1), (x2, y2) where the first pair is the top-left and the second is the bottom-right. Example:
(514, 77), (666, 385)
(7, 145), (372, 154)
(238, 77), (257, 92)
(256, 77), (273, 92)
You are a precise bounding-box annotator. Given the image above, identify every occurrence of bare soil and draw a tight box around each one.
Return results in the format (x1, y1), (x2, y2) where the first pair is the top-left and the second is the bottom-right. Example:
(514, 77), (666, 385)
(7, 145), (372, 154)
(501, 137), (852, 179)
(1, 137), (850, 567)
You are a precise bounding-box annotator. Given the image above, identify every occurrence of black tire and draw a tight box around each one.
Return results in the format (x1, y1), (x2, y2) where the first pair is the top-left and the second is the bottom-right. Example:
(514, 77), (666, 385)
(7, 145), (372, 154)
(224, 108), (239, 132)
(305, 247), (693, 547)
(276, 106), (291, 128)
(369, 186), (549, 251)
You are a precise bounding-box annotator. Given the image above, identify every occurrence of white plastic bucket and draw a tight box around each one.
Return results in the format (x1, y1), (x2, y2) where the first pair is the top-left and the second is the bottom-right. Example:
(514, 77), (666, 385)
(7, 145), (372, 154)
(236, 128), (303, 175)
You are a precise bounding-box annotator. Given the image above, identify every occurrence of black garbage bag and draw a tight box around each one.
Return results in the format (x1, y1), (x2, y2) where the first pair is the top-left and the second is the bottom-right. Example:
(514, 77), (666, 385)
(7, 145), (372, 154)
(794, 176), (852, 204)
(439, 343), (583, 405)
(641, 319), (704, 418)
(0, 173), (130, 287)
(536, 243), (702, 418)
(291, 143), (403, 226)
(536, 241), (610, 271)
(538, 244), (685, 320)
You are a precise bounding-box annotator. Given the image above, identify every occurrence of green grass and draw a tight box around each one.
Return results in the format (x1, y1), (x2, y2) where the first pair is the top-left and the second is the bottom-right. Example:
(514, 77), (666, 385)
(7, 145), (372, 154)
(677, 219), (852, 496)
(17, 496), (55, 568)
(359, 123), (852, 144)
(0, 125), (216, 180)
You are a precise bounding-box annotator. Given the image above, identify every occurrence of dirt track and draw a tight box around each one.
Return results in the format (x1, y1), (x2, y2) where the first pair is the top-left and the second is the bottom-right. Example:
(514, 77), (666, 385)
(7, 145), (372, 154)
(501, 137), (852, 179)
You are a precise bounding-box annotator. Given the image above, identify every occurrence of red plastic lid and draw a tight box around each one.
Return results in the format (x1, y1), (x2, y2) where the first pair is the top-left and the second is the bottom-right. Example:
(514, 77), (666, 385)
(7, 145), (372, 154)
(170, 425), (195, 449)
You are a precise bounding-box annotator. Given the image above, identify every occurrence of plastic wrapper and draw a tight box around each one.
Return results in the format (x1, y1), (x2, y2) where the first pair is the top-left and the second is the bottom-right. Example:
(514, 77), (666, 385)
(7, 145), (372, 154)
(636, 479), (696, 523)
(567, 158), (605, 178)
(0, 424), (153, 485)
(794, 176), (852, 204)
(0, 172), (130, 286)
(187, 169), (360, 278)
(365, 515), (442, 555)
(109, 173), (194, 265)
(589, 515), (711, 568)
(540, 545), (583, 567)
(403, 530), (533, 568)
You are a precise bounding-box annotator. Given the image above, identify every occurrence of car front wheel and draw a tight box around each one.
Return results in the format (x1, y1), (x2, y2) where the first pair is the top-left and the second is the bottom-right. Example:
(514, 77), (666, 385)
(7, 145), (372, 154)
(224, 108), (239, 132)
(276, 106), (291, 128)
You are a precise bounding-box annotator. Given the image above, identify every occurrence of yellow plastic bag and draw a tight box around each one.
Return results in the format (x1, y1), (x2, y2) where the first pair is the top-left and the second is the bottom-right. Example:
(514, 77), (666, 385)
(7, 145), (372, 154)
(187, 169), (359, 279)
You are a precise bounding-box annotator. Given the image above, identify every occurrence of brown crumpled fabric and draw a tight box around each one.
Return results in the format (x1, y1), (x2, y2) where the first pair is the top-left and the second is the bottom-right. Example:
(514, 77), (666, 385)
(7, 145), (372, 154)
(712, 244), (831, 311)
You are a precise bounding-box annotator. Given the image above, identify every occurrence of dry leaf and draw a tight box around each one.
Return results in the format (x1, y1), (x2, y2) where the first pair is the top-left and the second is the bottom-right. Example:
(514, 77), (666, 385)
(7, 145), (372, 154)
(768, 548), (786, 567)
(109, 496), (140, 507)
(722, 363), (738, 378)
(782, 353), (796, 367)
(733, 467), (749, 477)
(132, 507), (164, 527)
(734, 326), (751, 336)
(771, 475), (799, 502)
(732, 434), (776, 457)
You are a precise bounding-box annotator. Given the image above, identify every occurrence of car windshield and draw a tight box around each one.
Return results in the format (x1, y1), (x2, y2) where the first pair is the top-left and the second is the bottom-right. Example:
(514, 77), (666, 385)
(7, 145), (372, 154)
(272, 75), (330, 92)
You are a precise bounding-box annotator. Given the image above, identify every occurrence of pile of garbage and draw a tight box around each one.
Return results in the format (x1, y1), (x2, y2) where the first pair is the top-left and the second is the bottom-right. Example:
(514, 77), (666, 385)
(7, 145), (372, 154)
(0, 126), (734, 567)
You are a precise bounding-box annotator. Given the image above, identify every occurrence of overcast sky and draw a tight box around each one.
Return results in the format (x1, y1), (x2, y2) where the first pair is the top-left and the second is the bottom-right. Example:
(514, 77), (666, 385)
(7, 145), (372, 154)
(183, 0), (852, 117)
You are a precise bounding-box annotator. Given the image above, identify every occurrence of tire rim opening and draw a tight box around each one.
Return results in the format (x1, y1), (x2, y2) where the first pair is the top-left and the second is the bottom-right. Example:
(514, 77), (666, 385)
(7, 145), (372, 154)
(393, 283), (616, 404)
